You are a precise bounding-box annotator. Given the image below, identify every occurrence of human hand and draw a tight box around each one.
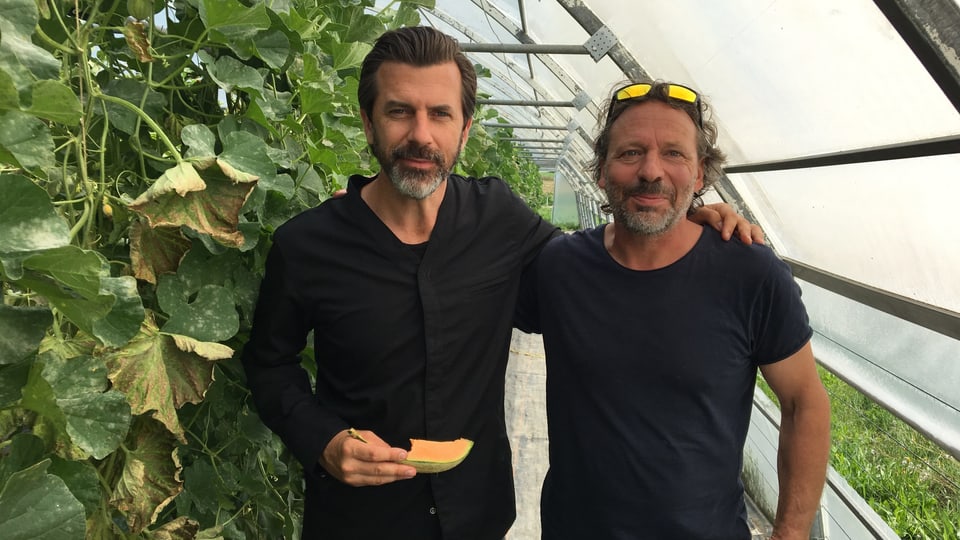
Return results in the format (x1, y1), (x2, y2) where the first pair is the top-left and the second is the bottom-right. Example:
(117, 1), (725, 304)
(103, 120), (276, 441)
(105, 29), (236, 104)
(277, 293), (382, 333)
(320, 428), (417, 486)
(693, 202), (765, 245)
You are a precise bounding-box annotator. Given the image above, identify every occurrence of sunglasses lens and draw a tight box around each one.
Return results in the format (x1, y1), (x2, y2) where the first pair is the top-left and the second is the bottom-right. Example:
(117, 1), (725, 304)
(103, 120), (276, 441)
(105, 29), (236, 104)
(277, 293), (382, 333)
(666, 85), (698, 104)
(616, 84), (652, 102)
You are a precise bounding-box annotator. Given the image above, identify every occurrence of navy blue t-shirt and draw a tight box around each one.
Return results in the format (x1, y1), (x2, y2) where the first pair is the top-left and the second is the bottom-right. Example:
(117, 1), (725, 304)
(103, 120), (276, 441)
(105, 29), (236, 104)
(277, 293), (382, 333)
(523, 225), (811, 539)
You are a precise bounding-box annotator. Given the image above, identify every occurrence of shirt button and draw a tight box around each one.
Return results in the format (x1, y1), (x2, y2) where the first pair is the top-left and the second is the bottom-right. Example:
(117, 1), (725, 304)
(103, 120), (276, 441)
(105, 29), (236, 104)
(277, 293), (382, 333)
(429, 506), (437, 515)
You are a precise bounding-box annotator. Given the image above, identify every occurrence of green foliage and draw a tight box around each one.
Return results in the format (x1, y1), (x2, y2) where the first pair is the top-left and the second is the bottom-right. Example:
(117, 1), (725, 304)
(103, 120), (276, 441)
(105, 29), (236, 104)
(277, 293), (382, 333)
(458, 105), (552, 216)
(758, 370), (960, 538)
(0, 0), (547, 537)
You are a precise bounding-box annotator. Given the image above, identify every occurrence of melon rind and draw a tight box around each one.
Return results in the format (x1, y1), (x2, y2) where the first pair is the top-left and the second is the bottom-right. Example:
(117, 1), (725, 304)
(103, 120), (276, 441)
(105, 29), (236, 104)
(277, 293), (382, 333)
(400, 438), (474, 473)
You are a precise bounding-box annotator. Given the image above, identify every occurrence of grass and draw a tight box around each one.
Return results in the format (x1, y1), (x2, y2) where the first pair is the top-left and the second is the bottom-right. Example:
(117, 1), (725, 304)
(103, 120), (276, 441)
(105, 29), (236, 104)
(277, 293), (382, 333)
(757, 367), (960, 539)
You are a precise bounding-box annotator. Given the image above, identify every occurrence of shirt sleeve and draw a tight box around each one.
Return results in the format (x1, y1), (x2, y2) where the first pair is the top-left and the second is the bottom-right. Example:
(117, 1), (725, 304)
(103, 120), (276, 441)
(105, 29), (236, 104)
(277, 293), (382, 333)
(241, 231), (349, 471)
(505, 181), (560, 334)
(751, 254), (814, 365)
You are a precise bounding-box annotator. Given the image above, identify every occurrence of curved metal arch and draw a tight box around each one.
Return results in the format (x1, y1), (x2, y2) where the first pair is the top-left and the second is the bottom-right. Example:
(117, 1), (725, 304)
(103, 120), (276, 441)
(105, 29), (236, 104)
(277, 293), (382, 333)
(422, 8), (573, 131)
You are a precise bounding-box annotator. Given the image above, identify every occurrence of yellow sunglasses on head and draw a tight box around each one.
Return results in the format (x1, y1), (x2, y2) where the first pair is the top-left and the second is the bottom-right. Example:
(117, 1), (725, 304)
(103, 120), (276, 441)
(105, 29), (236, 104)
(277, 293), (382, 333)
(610, 83), (703, 128)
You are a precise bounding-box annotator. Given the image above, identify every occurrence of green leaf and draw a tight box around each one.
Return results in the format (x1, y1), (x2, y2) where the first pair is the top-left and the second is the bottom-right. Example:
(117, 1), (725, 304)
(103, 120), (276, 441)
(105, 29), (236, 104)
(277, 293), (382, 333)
(330, 41), (372, 72)
(0, 69), (20, 110)
(217, 130), (276, 181)
(38, 354), (131, 459)
(0, 0), (60, 92)
(332, 8), (384, 44)
(400, 0), (435, 7)
(389, 2), (424, 29)
(173, 242), (260, 317)
(98, 79), (166, 136)
(47, 457), (102, 517)
(0, 173), (71, 257)
(199, 51), (264, 95)
(90, 275), (146, 350)
(254, 28), (291, 70)
(0, 433), (46, 487)
(24, 80), (82, 126)
(0, 460), (86, 540)
(0, 362), (31, 407)
(0, 111), (54, 170)
(253, 91), (293, 122)
(110, 417), (182, 534)
(0, 305), (52, 364)
(18, 358), (83, 460)
(298, 53), (337, 115)
(181, 124), (217, 169)
(103, 313), (222, 442)
(17, 246), (145, 347)
(157, 275), (239, 342)
(199, 0), (271, 58)
(180, 459), (220, 516)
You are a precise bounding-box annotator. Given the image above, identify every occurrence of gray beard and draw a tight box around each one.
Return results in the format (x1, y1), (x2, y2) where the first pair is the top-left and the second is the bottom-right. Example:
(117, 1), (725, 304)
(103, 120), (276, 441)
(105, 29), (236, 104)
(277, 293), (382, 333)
(389, 163), (446, 200)
(606, 183), (694, 237)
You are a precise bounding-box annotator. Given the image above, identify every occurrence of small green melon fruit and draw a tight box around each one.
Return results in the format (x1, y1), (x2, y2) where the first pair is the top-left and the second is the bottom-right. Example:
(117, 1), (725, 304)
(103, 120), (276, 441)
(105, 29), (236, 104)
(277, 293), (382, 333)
(400, 438), (474, 473)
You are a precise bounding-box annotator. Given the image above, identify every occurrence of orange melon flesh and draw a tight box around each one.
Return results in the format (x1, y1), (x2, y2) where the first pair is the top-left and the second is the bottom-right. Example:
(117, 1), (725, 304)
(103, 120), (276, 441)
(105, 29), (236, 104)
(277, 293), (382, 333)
(400, 438), (474, 473)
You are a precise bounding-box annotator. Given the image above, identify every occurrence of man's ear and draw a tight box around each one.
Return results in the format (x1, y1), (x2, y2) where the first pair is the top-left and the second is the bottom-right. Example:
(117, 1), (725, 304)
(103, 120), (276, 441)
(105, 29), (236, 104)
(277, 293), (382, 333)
(361, 109), (374, 145)
(597, 160), (607, 189)
(460, 117), (474, 150)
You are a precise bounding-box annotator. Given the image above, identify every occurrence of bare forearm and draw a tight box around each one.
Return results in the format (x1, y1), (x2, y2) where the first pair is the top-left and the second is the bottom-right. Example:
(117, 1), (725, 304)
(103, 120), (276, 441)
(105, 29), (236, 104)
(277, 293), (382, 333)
(771, 394), (831, 539)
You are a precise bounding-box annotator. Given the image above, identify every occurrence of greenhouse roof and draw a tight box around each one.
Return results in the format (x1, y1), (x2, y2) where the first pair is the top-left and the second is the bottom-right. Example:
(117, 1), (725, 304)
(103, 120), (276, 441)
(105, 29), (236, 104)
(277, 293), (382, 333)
(405, 0), (960, 490)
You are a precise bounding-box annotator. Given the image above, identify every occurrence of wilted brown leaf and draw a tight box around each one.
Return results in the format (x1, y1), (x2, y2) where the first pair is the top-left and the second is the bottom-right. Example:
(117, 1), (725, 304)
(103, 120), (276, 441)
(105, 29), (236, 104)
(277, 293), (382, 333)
(111, 417), (182, 534)
(129, 220), (192, 284)
(129, 171), (256, 248)
(102, 312), (218, 442)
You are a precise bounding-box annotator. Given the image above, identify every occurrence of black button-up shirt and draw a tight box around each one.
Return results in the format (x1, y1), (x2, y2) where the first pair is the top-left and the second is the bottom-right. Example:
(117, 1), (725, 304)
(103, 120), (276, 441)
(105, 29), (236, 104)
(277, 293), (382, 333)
(242, 174), (558, 539)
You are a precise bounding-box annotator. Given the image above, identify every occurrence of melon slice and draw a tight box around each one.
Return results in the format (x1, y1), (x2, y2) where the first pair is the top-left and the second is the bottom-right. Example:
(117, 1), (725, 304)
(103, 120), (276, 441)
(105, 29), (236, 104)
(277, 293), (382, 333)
(400, 438), (474, 473)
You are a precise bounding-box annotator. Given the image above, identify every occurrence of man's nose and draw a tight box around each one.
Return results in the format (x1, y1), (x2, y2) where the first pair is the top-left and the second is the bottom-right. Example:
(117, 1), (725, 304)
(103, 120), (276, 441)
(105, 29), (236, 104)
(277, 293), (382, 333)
(637, 153), (664, 182)
(408, 111), (433, 145)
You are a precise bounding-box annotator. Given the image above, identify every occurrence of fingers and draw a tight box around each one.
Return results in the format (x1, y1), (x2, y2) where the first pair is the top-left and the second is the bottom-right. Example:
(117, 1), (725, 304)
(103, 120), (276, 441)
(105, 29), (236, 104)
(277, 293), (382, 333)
(321, 429), (417, 487)
(701, 202), (766, 245)
(339, 452), (418, 486)
(746, 223), (766, 245)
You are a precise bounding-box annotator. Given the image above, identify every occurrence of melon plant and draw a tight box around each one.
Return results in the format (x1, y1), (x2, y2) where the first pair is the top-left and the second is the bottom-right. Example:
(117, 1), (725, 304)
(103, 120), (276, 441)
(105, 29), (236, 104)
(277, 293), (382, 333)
(0, 0), (548, 537)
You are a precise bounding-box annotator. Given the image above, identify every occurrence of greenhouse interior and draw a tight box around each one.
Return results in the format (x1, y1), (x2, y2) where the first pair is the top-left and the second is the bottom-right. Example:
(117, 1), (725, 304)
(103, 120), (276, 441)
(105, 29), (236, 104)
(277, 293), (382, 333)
(1, 0), (958, 538)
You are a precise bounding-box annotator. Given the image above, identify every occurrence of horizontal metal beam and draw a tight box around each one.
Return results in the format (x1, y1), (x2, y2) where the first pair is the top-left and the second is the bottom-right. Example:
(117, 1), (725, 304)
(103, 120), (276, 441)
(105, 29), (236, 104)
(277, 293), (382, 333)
(478, 99), (576, 107)
(724, 135), (960, 174)
(501, 138), (565, 143)
(459, 43), (589, 55)
(481, 122), (570, 130)
(784, 257), (960, 341)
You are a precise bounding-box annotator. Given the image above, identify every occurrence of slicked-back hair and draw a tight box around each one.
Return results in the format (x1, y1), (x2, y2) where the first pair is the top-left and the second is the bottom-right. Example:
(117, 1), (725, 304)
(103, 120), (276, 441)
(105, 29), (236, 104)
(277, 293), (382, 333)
(358, 26), (477, 128)
(589, 80), (727, 196)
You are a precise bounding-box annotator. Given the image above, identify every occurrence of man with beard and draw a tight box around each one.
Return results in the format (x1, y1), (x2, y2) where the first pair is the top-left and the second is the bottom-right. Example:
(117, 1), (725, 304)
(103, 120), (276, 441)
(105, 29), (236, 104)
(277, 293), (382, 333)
(242, 28), (760, 540)
(515, 81), (831, 539)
